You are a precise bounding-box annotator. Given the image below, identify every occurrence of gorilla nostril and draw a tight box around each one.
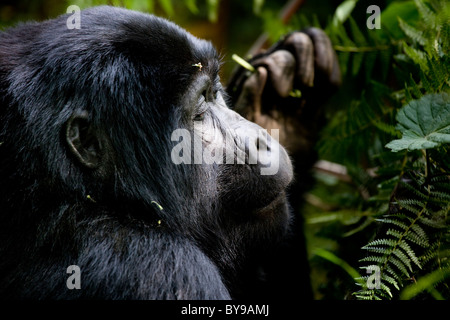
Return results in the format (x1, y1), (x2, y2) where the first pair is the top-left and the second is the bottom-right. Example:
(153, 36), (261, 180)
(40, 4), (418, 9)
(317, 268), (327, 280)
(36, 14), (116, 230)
(256, 130), (270, 152)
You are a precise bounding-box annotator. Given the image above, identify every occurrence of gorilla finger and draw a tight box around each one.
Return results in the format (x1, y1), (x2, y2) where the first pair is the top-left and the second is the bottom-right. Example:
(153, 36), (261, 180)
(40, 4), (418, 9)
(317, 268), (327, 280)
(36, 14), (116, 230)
(254, 50), (295, 98)
(283, 32), (315, 87)
(329, 51), (342, 88)
(301, 27), (335, 79)
(234, 66), (268, 119)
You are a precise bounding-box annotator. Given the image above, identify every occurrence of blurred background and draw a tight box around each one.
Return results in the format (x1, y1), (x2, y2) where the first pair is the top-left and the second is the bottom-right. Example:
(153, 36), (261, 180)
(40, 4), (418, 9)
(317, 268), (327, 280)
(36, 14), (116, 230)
(1, 0), (449, 300)
(0, 0), (375, 79)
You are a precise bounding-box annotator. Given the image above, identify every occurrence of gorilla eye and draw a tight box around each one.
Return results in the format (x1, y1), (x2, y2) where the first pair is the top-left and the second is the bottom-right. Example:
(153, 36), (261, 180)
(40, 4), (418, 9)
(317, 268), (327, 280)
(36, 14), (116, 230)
(193, 92), (208, 121)
(202, 89), (211, 102)
(194, 111), (206, 121)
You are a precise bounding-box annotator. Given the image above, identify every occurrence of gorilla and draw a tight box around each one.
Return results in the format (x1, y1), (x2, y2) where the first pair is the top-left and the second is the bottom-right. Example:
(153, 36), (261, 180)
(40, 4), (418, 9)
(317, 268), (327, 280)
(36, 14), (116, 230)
(0, 6), (339, 299)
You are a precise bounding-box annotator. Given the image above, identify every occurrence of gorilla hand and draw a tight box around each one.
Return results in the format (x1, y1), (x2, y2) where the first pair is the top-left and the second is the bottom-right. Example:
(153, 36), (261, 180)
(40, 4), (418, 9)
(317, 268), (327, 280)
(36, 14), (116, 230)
(227, 28), (341, 157)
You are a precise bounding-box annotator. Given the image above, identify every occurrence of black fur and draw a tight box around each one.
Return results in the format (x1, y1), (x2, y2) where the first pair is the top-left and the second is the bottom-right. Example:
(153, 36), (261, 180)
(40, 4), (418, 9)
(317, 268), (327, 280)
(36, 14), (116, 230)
(0, 6), (294, 299)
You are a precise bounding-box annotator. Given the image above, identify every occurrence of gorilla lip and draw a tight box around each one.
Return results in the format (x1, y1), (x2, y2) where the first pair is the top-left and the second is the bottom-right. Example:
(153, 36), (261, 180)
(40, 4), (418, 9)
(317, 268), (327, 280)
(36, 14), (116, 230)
(252, 190), (287, 214)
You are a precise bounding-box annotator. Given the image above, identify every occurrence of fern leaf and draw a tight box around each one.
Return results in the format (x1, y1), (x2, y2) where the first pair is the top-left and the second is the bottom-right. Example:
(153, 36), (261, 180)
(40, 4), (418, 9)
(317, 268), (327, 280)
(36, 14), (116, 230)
(398, 17), (426, 45)
(392, 247), (414, 272)
(404, 81), (414, 101)
(420, 217), (446, 228)
(410, 223), (428, 239)
(376, 218), (409, 230)
(386, 228), (405, 239)
(397, 199), (425, 210)
(420, 244), (438, 266)
(364, 246), (389, 254)
(402, 41), (429, 72)
(414, 0), (438, 30)
(420, 253), (437, 267)
(398, 181), (428, 200)
(354, 290), (376, 300)
(420, 68), (433, 92)
(363, 238), (397, 249)
(405, 230), (429, 248)
(379, 282), (393, 298)
(390, 256), (411, 278)
(349, 16), (367, 46)
(382, 273), (401, 290)
(429, 190), (450, 200)
(427, 57), (449, 90)
(348, 16), (366, 76)
(372, 120), (401, 137)
(384, 265), (404, 283)
(397, 199), (427, 216)
(359, 256), (385, 264)
(375, 289), (392, 299)
(399, 241), (422, 269)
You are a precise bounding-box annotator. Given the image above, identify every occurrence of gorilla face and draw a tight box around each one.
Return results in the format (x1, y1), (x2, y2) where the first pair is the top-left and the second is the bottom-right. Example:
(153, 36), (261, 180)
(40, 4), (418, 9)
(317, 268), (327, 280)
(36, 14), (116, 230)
(0, 6), (293, 299)
(175, 72), (293, 218)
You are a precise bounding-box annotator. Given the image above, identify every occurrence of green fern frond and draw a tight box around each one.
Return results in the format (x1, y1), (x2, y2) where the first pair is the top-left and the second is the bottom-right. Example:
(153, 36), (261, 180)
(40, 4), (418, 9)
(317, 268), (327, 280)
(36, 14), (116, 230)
(391, 246), (414, 272)
(402, 41), (429, 72)
(399, 241), (422, 268)
(382, 273), (401, 290)
(386, 228), (405, 239)
(398, 17), (426, 45)
(396, 200), (428, 216)
(390, 256), (412, 278)
(420, 217), (446, 229)
(406, 225), (430, 247)
(372, 120), (401, 137)
(398, 181), (429, 200)
(420, 243), (439, 265)
(414, 0), (438, 30)
(354, 289), (377, 300)
(428, 190), (450, 203)
(359, 256), (386, 265)
(363, 238), (398, 249)
(379, 282), (394, 298)
(376, 218), (409, 230)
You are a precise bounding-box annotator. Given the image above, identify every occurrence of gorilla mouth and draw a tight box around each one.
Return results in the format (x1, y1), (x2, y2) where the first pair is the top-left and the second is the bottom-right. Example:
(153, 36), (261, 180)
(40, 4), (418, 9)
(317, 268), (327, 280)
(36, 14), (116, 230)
(252, 190), (287, 215)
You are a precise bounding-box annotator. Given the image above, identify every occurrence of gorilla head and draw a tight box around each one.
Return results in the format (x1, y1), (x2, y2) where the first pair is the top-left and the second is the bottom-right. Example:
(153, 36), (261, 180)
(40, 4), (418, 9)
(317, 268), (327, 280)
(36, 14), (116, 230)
(0, 6), (293, 299)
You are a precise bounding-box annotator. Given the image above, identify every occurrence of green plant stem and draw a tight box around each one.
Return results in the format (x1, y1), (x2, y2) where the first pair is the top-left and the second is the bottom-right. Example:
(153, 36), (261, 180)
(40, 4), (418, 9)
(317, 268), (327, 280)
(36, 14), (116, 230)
(422, 149), (433, 192)
(314, 248), (366, 286)
(333, 45), (390, 52)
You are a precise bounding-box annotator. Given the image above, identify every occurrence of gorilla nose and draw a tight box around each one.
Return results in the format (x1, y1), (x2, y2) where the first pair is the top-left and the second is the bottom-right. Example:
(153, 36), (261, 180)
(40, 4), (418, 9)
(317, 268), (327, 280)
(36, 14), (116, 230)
(243, 125), (273, 165)
(251, 124), (293, 182)
(255, 129), (270, 151)
(221, 107), (293, 182)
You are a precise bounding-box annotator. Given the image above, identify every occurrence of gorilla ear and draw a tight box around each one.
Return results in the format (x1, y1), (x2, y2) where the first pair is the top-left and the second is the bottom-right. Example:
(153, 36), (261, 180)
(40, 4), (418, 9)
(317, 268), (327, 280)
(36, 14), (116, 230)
(65, 111), (102, 169)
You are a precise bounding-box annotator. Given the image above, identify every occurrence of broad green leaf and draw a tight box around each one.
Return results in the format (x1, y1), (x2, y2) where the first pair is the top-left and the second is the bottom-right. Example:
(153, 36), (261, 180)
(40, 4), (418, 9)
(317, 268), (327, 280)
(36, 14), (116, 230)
(400, 267), (450, 300)
(332, 0), (358, 28)
(386, 93), (450, 152)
